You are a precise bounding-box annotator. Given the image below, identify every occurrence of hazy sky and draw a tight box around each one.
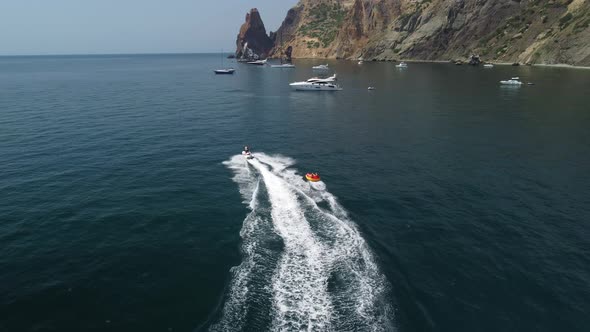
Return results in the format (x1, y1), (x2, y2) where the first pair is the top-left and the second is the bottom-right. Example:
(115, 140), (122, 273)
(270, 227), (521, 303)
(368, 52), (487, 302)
(0, 0), (297, 55)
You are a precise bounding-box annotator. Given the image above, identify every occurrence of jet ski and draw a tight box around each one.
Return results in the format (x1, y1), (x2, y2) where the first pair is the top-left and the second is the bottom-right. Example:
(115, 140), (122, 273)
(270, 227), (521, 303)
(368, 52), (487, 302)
(242, 146), (254, 159)
(305, 173), (321, 182)
(242, 151), (253, 159)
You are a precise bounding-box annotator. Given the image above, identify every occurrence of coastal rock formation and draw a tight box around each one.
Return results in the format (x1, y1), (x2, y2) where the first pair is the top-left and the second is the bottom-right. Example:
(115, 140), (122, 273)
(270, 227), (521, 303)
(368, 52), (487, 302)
(469, 54), (482, 66)
(236, 8), (274, 60)
(266, 0), (590, 66)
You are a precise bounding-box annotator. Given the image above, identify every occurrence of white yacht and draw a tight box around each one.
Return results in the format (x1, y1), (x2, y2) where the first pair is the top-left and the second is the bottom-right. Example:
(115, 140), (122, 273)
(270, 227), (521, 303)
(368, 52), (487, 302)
(306, 74), (337, 83)
(483, 63), (494, 68)
(247, 59), (267, 65)
(500, 77), (523, 85)
(270, 63), (295, 68)
(396, 62), (408, 68)
(290, 81), (342, 91)
(214, 68), (235, 75)
(312, 64), (329, 70)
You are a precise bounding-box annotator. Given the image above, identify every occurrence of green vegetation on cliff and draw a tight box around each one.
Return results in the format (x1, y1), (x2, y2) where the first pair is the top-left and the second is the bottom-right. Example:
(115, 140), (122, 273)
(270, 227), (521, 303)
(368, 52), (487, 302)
(297, 3), (346, 48)
(269, 0), (590, 65)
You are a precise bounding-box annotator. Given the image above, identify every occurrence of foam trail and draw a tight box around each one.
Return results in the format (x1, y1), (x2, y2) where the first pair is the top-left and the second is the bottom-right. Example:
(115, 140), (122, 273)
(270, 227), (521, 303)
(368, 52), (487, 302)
(211, 156), (264, 331)
(249, 157), (333, 331)
(214, 153), (394, 331)
(255, 153), (394, 331)
(223, 155), (258, 204)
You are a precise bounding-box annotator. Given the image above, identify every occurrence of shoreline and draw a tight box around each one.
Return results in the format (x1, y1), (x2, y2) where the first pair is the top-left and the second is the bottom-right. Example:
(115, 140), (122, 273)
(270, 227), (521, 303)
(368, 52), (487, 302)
(487, 61), (590, 69)
(531, 63), (590, 70)
(284, 57), (590, 70)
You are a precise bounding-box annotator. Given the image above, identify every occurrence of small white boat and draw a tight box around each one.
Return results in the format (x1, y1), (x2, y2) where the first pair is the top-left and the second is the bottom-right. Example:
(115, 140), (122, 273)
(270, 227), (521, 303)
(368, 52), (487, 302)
(396, 62), (408, 68)
(270, 63), (295, 68)
(290, 81), (342, 91)
(214, 68), (235, 74)
(368, 86), (376, 90)
(247, 59), (267, 66)
(500, 77), (523, 85)
(306, 74), (337, 83)
(312, 64), (329, 70)
(483, 64), (494, 68)
(358, 60), (364, 65)
(214, 49), (235, 74)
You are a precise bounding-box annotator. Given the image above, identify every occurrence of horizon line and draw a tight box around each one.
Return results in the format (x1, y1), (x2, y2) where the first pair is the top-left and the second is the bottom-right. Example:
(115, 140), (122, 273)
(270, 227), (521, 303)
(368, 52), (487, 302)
(0, 51), (235, 57)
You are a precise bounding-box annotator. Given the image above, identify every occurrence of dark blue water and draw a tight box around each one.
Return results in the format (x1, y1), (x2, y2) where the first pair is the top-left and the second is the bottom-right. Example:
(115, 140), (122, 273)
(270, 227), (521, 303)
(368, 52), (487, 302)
(1, 54), (589, 332)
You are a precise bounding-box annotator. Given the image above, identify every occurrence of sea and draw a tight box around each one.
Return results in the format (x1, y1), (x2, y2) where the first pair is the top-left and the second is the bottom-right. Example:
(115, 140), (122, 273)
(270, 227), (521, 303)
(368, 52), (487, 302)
(1, 54), (589, 332)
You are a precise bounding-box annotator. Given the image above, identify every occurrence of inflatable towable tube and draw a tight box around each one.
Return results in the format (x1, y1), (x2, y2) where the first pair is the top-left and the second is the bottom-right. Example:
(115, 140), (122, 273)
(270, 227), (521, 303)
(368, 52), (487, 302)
(305, 173), (321, 182)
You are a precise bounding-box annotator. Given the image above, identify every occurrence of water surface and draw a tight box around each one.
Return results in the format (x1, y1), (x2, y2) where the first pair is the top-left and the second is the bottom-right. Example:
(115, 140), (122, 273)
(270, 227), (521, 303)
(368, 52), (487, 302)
(1, 54), (589, 332)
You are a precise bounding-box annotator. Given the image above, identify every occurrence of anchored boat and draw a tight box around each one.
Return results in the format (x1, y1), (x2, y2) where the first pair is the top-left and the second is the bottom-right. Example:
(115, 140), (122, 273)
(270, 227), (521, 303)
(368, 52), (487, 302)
(247, 59), (267, 66)
(500, 77), (523, 85)
(290, 73), (341, 91)
(214, 49), (235, 74)
(290, 81), (342, 91)
(214, 68), (235, 74)
(312, 64), (329, 70)
(270, 63), (295, 68)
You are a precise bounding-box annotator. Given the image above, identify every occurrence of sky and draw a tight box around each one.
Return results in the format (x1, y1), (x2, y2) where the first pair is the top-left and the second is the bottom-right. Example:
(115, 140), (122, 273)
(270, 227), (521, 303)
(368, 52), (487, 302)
(0, 0), (297, 55)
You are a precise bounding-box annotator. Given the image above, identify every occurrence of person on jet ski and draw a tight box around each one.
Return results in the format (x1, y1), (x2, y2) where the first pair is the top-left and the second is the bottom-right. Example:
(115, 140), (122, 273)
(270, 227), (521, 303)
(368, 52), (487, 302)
(244, 146), (250, 153)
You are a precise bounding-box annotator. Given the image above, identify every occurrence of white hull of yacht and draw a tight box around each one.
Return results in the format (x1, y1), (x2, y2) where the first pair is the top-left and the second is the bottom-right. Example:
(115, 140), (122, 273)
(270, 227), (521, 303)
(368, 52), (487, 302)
(270, 64), (295, 68)
(500, 77), (522, 85)
(500, 80), (523, 85)
(290, 82), (342, 91)
(214, 68), (235, 74)
(312, 64), (329, 70)
(247, 59), (267, 66)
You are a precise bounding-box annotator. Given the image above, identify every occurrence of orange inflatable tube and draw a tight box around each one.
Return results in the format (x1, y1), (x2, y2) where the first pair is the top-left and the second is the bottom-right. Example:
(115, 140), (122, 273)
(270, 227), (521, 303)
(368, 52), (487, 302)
(305, 173), (321, 182)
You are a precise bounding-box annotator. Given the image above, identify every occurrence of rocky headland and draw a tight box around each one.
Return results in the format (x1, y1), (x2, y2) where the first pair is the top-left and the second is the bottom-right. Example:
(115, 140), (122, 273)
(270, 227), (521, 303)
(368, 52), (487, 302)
(235, 1), (590, 66)
(235, 8), (274, 60)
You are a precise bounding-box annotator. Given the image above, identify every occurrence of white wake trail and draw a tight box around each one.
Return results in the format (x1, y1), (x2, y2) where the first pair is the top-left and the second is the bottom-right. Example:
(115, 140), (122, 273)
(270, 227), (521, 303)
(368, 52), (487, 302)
(214, 153), (394, 332)
(249, 157), (334, 331)
(255, 153), (394, 331)
(210, 156), (267, 331)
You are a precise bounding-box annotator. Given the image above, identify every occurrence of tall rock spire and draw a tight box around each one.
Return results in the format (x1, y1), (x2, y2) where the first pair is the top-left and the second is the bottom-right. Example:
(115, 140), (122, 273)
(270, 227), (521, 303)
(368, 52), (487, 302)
(235, 8), (274, 60)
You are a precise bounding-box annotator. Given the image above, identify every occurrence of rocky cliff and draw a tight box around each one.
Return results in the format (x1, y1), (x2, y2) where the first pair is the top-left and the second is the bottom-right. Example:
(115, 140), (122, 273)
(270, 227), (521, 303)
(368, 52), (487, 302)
(265, 0), (590, 65)
(236, 8), (274, 60)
